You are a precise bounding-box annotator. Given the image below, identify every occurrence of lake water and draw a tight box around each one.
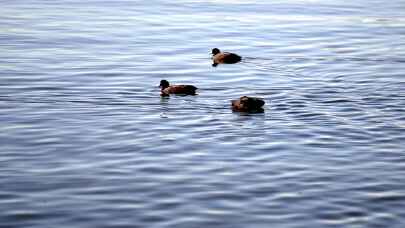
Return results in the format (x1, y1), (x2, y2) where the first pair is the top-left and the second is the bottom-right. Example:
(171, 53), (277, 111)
(1, 0), (405, 227)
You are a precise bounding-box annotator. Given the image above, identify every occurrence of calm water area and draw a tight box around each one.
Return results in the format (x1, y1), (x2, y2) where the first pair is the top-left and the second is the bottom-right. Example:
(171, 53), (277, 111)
(1, 0), (405, 227)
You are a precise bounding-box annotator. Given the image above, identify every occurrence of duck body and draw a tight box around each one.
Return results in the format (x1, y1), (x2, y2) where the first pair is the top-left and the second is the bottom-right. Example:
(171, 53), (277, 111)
(159, 80), (197, 96)
(212, 48), (241, 67)
(231, 96), (265, 112)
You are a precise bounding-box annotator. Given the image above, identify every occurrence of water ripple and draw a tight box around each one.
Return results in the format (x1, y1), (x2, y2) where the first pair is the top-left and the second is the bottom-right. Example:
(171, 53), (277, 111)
(1, 0), (405, 227)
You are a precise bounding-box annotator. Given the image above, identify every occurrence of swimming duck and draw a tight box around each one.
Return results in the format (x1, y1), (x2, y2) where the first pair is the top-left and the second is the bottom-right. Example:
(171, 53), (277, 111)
(159, 80), (198, 96)
(231, 96), (265, 112)
(211, 48), (242, 67)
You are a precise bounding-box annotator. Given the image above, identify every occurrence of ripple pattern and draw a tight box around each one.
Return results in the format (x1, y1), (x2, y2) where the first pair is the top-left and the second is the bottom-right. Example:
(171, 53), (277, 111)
(1, 0), (405, 227)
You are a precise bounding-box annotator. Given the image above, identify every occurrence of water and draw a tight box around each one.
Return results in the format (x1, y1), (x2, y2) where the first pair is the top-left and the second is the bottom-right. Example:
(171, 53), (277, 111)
(1, 0), (405, 227)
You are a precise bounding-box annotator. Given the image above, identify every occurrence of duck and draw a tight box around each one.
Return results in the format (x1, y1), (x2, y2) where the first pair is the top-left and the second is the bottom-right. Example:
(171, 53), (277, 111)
(159, 79), (198, 96)
(231, 96), (265, 112)
(211, 48), (242, 67)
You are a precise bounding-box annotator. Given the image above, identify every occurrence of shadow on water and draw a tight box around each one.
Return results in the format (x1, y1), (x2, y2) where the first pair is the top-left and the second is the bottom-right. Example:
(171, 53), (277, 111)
(232, 109), (265, 116)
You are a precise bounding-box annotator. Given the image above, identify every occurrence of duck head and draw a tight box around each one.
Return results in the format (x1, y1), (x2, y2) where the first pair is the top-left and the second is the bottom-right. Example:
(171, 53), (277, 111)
(159, 80), (170, 89)
(211, 48), (220, 56)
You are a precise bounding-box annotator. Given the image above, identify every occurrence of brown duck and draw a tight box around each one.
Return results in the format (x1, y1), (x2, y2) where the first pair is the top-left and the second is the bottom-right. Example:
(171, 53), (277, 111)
(231, 96), (265, 112)
(211, 48), (242, 67)
(159, 80), (198, 96)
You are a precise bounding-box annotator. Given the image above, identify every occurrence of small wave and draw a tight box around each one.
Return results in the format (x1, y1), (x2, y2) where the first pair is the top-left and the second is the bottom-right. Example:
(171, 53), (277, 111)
(243, 56), (405, 64)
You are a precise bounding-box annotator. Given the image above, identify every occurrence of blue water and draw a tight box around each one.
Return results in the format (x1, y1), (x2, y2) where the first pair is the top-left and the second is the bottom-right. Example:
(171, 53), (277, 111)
(1, 0), (405, 227)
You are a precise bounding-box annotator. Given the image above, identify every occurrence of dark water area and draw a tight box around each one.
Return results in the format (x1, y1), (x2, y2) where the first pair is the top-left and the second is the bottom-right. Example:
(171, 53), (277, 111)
(1, 0), (405, 227)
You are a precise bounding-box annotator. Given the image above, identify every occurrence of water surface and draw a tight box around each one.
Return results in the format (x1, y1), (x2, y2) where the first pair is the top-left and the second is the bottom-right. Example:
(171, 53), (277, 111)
(1, 0), (405, 227)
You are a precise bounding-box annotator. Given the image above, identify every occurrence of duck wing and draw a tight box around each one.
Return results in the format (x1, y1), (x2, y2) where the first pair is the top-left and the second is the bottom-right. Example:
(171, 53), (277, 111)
(223, 53), (242, 63)
(169, 85), (198, 94)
